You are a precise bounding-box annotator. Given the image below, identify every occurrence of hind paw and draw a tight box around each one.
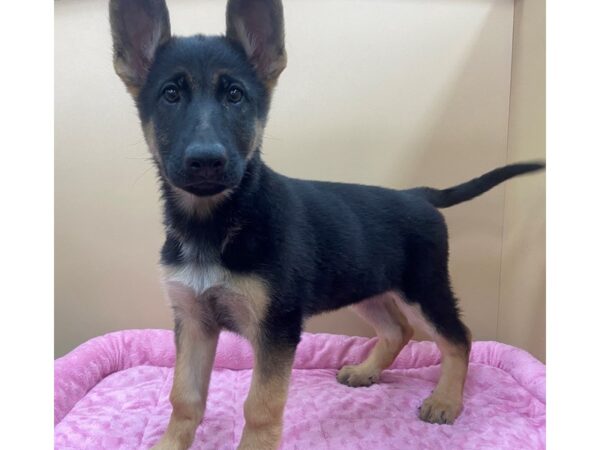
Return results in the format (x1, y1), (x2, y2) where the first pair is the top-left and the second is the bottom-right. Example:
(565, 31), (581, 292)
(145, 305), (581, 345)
(419, 394), (462, 424)
(336, 364), (379, 387)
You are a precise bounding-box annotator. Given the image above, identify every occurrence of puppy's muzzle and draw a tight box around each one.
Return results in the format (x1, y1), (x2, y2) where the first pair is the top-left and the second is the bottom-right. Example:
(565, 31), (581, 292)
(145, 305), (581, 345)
(184, 143), (228, 183)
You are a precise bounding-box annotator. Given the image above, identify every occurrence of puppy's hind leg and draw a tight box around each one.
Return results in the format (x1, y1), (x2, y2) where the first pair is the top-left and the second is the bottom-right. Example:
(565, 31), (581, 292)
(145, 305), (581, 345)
(337, 294), (414, 387)
(394, 289), (471, 425)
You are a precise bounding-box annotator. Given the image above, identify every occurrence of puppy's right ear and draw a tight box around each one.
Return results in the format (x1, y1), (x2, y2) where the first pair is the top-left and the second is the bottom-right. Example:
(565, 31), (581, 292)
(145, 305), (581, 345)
(109, 0), (171, 97)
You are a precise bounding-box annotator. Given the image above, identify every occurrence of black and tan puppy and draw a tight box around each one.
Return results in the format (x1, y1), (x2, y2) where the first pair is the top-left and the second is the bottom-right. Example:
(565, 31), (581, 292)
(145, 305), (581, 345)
(109, 1), (543, 449)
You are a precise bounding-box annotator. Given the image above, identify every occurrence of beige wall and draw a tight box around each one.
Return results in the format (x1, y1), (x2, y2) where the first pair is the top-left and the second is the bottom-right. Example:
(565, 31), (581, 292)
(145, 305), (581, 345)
(55, 0), (545, 360)
(497, 0), (546, 361)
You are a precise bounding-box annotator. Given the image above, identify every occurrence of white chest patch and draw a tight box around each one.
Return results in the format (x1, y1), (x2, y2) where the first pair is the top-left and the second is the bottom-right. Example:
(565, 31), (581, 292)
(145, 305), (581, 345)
(165, 262), (231, 296)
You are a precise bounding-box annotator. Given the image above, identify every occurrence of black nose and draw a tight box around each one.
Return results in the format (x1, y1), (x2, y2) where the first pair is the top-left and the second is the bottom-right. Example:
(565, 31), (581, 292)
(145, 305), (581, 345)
(183, 144), (228, 181)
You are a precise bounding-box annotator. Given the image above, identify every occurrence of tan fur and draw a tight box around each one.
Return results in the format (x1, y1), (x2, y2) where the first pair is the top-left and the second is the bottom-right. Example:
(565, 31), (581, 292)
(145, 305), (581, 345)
(262, 58), (286, 92)
(142, 120), (233, 220)
(246, 119), (265, 161)
(172, 187), (233, 219)
(162, 265), (285, 450)
(114, 56), (141, 98)
(338, 295), (413, 387)
(162, 268), (270, 335)
(152, 282), (219, 450)
(142, 122), (160, 160)
(211, 69), (231, 85)
(238, 347), (294, 450)
(340, 292), (470, 424)
(202, 275), (270, 343)
(153, 273), (273, 450)
(231, 275), (270, 340)
(393, 293), (471, 424)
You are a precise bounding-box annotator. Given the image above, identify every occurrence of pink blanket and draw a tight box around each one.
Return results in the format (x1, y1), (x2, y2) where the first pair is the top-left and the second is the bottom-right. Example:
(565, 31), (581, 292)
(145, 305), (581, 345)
(55, 330), (545, 449)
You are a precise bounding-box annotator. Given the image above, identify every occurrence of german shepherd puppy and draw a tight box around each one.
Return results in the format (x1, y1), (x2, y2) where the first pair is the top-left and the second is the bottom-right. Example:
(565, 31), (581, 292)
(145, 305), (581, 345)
(109, 1), (544, 448)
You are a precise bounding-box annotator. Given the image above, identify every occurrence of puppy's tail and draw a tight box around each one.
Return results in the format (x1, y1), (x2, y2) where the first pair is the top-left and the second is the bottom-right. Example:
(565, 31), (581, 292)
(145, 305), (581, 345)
(411, 161), (545, 209)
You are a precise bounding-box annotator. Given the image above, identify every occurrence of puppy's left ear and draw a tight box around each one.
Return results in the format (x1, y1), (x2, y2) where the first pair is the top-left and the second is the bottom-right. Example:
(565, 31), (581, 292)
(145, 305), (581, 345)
(109, 0), (171, 97)
(226, 0), (287, 87)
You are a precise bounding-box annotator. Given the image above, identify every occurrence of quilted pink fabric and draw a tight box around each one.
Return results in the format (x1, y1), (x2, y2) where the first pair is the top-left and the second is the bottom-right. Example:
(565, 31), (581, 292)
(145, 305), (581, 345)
(55, 330), (545, 449)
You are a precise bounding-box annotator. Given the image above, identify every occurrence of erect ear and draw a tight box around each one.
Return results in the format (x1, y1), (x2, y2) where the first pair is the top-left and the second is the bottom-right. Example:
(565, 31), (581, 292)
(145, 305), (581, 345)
(226, 0), (287, 87)
(109, 0), (171, 97)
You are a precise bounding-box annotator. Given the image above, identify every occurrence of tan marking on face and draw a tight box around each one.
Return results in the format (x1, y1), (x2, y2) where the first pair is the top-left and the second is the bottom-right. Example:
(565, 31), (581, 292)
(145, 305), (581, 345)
(338, 294), (414, 387)
(211, 69), (231, 86)
(152, 282), (219, 450)
(239, 347), (294, 450)
(142, 123), (234, 220)
(171, 186), (233, 220)
(247, 119), (265, 161)
(142, 121), (160, 160)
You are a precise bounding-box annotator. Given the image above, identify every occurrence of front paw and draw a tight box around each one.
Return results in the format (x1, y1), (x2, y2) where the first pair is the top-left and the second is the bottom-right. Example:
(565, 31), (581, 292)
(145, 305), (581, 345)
(150, 431), (193, 450)
(237, 424), (282, 450)
(150, 436), (181, 450)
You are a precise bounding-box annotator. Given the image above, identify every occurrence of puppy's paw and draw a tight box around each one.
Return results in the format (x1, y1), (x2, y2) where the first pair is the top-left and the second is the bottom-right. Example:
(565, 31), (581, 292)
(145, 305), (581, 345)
(418, 393), (462, 425)
(150, 432), (191, 450)
(150, 439), (178, 450)
(336, 364), (379, 387)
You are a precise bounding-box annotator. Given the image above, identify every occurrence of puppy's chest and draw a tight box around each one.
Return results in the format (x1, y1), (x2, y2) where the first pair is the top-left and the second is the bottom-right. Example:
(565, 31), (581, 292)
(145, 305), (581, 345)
(163, 239), (270, 338)
(166, 241), (231, 295)
(168, 261), (230, 295)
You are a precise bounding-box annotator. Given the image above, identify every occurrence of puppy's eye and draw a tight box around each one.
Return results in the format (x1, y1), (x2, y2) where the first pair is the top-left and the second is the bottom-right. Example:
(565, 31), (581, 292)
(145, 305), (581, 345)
(162, 84), (180, 103)
(227, 85), (244, 104)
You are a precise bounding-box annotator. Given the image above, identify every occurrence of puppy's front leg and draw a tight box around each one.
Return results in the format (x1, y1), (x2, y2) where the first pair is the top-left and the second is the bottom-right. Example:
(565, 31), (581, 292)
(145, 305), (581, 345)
(152, 282), (219, 450)
(238, 339), (296, 450)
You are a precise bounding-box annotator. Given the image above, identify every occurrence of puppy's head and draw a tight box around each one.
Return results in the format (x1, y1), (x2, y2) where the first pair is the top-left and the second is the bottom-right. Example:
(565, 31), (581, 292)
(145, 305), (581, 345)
(109, 0), (286, 198)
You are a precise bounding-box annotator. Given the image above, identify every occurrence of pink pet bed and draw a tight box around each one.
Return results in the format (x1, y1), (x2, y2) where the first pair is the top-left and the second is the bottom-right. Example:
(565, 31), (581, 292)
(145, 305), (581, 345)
(55, 330), (545, 449)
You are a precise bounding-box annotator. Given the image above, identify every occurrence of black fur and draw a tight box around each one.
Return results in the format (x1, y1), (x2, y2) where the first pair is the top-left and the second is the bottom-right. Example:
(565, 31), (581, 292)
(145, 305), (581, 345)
(111, 0), (544, 353)
(411, 162), (545, 208)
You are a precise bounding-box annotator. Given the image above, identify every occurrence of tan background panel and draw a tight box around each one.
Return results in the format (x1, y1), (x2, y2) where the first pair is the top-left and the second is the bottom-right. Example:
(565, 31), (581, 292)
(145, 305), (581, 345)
(55, 0), (545, 360)
(498, 0), (546, 361)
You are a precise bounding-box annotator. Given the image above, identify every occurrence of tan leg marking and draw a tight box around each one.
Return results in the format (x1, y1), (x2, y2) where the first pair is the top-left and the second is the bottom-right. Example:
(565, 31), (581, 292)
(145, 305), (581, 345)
(152, 282), (218, 450)
(337, 294), (414, 387)
(393, 294), (471, 424)
(154, 271), (274, 449)
(202, 274), (270, 343)
(419, 336), (470, 424)
(238, 346), (295, 450)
